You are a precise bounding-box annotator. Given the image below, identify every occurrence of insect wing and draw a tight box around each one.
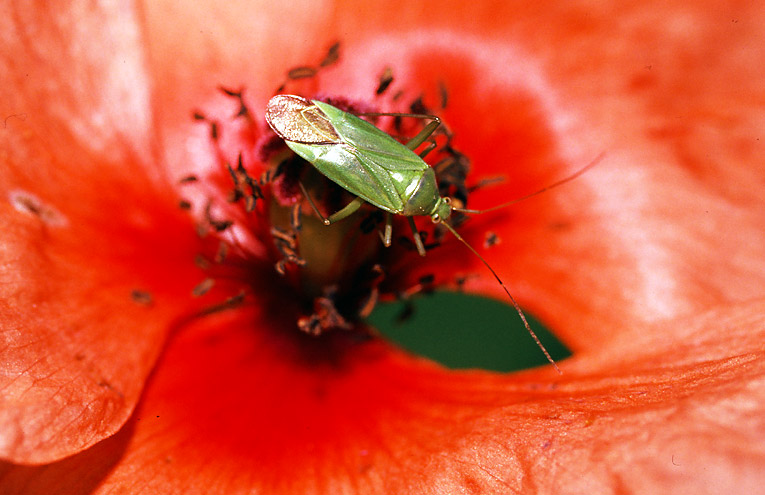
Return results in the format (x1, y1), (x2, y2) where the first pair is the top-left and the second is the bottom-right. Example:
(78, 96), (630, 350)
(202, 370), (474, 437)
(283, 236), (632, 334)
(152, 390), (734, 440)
(285, 140), (406, 213)
(312, 101), (429, 173)
(266, 95), (341, 144)
(294, 100), (432, 212)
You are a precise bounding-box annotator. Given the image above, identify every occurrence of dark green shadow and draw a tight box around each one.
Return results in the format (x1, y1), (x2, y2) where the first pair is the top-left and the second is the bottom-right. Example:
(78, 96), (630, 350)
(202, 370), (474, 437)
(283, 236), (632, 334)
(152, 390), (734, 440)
(366, 290), (571, 372)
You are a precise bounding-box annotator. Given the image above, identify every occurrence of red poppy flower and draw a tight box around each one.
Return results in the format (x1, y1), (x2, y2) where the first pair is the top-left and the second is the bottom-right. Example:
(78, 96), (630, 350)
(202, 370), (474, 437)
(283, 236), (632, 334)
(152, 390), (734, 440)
(2, 1), (765, 493)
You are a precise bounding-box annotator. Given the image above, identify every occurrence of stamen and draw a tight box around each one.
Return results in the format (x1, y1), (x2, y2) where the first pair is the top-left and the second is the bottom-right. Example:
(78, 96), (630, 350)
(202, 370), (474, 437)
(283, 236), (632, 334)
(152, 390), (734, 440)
(197, 291), (247, 317)
(297, 287), (352, 335)
(319, 41), (341, 67)
(218, 86), (251, 120)
(214, 241), (229, 263)
(270, 226), (306, 273)
(438, 81), (449, 109)
(194, 254), (211, 270)
(290, 203), (302, 231)
(357, 265), (385, 318)
(225, 154), (263, 211)
(398, 274), (436, 299)
(376, 67), (394, 95)
(9, 190), (68, 227)
(270, 227), (297, 248)
(192, 278), (215, 297)
(179, 175), (199, 184)
(130, 289), (153, 306)
(288, 67), (318, 80)
(203, 201), (234, 232)
(483, 231), (501, 249)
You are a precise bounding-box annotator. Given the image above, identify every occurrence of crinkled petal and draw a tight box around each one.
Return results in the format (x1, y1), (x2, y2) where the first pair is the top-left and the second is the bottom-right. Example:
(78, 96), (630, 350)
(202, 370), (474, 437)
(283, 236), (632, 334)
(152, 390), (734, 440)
(0, 2), (200, 463)
(1, 299), (763, 493)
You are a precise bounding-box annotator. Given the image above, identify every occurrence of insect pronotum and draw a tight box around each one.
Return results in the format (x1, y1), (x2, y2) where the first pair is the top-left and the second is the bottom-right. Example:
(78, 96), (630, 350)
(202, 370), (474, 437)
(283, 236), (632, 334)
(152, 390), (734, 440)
(266, 94), (600, 373)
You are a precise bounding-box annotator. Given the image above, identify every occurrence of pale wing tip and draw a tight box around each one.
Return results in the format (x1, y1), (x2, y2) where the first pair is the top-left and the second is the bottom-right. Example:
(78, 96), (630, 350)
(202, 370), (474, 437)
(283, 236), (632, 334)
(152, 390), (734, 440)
(265, 95), (313, 140)
(265, 95), (341, 144)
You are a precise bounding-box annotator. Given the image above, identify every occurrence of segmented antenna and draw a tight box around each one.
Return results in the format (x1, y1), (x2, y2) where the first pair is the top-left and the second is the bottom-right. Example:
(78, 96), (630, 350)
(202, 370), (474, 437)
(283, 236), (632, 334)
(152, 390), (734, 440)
(439, 221), (562, 374)
(454, 153), (606, 215)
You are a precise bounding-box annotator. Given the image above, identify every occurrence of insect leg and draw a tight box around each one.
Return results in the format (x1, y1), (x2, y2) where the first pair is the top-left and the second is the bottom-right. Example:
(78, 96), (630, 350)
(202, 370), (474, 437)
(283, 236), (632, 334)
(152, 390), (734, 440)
(298, 181), (326, 222)
(327, 197), (365, 224)
(357, 111), (441, 150)
(407, 217), (427, 257)
(298, 181), (365, 225)
(405, 118), (441, 150)
(380, 212), (393, 247)
(417, 139), (437, 159)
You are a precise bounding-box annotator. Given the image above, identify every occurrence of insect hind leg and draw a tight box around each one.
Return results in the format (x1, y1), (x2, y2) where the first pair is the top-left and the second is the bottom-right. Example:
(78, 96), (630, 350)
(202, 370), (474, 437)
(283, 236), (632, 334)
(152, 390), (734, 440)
(357, 111), (441, 151)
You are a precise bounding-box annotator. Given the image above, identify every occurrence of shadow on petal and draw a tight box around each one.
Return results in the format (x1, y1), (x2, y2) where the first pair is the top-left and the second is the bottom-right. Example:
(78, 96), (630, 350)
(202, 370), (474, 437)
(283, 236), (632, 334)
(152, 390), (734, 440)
(0, 422), (133, 494)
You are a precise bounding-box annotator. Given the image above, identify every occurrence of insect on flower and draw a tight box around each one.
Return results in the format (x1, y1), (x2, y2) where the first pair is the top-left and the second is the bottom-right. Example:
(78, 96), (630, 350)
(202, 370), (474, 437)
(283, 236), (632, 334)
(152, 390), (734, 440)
(266, 94), (600, 373)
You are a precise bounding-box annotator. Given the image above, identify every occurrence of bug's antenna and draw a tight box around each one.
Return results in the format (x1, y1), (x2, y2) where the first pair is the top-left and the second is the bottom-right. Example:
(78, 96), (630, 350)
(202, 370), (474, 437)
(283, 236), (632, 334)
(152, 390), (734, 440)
(439, 220), (562, 374)
(453, 153), (605, 215)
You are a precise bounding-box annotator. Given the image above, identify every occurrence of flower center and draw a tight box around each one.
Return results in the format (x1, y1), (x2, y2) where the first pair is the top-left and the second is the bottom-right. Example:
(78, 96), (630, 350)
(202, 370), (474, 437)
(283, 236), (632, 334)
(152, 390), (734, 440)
(181, 83), (475, 338)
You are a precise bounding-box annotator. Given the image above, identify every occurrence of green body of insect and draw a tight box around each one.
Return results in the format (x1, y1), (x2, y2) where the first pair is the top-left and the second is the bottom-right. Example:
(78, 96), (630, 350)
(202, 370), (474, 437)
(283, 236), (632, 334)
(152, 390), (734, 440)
(265, 95), (451, 256)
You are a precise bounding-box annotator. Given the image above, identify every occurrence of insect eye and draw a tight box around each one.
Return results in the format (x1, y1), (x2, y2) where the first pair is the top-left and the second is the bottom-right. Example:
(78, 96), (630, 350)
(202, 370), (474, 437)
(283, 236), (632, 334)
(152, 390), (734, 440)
(431, 213), (441, 224)
(443, 197), (451, 205)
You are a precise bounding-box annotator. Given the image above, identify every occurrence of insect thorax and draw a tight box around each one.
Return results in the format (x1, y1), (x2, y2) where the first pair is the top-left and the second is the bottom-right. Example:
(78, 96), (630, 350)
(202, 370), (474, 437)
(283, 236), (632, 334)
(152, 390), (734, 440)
(401, 168), (449, 220)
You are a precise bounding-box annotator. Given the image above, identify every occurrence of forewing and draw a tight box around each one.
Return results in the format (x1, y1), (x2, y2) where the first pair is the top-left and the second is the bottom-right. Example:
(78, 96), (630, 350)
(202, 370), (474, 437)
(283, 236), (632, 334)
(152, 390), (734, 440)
(313, 100), (429, 172)
(266, 95), (342, 144)
(282, 100), (437, 214)
(286, 141), (406, 213)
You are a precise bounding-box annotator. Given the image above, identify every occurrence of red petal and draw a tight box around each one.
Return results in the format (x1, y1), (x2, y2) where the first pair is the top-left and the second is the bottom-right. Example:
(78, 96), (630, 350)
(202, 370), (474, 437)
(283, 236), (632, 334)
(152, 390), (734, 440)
(3, 1), (764, 493)
(146, 0), (765, 345)
(288, 32), (765, 354)
(128, 1), (764, 491)
(2, 300), (763, 493)
(141, 0), (334, 182)
(0, 3), (199, 463)
(254, 3), (765, 353)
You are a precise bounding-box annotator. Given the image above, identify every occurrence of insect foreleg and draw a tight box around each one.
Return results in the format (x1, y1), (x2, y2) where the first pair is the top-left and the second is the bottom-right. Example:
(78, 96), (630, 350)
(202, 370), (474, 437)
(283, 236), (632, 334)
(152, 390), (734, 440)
(298, 181), (326, 222)
(406, 118), (441, 151)
(416, 138), (437, 159)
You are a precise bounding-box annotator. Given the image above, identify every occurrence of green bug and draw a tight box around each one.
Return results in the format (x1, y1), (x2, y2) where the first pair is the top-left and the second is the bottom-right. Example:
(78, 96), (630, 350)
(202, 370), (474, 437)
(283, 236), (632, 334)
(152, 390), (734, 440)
(266, 94), (598, 372)
(266, 94), (448, 257)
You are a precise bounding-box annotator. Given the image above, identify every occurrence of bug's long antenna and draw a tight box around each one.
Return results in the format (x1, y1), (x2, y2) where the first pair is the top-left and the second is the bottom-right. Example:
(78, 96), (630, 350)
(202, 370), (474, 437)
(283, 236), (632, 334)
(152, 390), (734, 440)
(454, 153), (605, 215)
(439, 221), (562, 374)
